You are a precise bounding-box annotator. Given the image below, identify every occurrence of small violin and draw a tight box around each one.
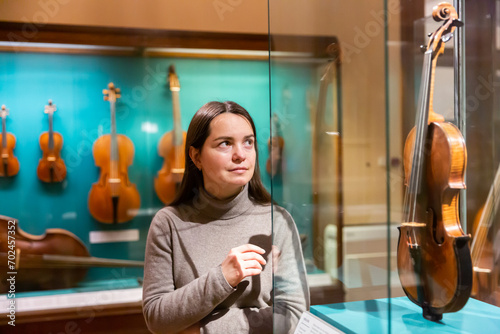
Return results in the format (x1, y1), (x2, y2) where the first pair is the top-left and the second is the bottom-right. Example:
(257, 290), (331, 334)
(37, 100), (67, 183)
(0, 105), (20, 177)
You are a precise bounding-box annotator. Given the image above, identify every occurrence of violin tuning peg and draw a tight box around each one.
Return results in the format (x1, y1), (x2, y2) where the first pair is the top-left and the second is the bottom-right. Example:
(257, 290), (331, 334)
(452, 19), (464, 28)
(104, 96), (109, 101)
(103, 89), (108, 95)
(427, 32), (433, 37)
(116, 94), (121, 99)
(420, 45), (427, 53)
(115, 88), (121, 94)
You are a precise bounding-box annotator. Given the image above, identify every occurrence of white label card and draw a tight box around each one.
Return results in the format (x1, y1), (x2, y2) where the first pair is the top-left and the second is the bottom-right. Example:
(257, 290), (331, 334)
(294, 311), (344, 334)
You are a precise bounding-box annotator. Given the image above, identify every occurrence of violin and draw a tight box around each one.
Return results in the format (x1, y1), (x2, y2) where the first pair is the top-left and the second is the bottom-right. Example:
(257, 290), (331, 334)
(0, 215), (143, 292)
(154, 65), (187, 205)
(470, 163), (500, 305)
(37, 100), (67, 183)
(88, 83), (141, 223)
(0, 105), (20, 177)
(397, 3), (471, 321)
(266, 113), (285, 177)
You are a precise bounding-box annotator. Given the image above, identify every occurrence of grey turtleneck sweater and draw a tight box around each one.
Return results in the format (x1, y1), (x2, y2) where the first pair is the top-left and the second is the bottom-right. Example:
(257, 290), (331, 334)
(142, 185), (310, 334)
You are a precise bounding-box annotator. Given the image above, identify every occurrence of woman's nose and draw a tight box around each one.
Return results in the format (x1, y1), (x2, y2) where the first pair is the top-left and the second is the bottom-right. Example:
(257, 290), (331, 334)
(232, 144), (246, 162)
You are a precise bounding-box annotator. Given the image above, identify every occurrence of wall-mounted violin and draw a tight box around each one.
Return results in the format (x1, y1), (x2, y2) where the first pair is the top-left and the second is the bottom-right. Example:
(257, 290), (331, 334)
(37, 100), (67, 183)
(88, 83), (141, 224)
(0, 105), (19, 177)
(154, 65), (186, 205)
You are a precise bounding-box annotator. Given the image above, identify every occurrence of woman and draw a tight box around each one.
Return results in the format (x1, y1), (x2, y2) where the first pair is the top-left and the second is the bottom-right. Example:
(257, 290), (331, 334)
(143, 101), (310, 333)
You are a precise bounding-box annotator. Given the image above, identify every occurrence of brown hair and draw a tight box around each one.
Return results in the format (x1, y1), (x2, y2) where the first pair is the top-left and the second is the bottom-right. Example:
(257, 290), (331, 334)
(170, 101), (271, 206)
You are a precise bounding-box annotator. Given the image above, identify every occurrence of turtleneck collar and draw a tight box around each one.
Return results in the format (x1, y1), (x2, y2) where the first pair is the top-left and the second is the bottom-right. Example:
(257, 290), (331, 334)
(195, 183), (254, 220)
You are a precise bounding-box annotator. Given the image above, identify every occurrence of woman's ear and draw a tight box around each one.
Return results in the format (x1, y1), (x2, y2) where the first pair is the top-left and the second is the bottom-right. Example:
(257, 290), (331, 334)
(189, 146), (202, 170)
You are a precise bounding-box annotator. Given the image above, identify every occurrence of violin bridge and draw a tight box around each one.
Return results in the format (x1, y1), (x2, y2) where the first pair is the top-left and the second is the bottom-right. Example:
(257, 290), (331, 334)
(108, 178), (122, 184)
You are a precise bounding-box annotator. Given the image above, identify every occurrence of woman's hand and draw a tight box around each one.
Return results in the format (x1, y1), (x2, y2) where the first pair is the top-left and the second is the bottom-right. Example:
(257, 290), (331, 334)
(221, 244), (267, 287)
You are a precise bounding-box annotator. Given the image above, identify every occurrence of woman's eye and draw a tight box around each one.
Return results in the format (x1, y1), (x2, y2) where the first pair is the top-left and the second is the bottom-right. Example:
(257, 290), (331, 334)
(219, 141), (230, 147)
(244, 139), (254, 147)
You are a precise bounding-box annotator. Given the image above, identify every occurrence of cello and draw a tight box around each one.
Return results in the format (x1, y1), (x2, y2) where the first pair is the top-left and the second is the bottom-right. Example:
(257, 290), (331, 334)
(37, 100), (67, 183)
(0, 215), (143, 292)
(0, 105), (20, 177)
(154, 65), (186, 205)
(88, 83), (141, 224)
(397, 3), (471, 320)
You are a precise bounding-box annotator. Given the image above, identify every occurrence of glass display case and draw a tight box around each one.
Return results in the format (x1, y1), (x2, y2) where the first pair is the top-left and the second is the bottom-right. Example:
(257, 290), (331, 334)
(0, 0), (499, 333)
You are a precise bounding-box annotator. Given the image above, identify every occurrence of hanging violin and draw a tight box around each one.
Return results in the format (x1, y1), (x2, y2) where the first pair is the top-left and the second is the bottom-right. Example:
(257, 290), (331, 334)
(397, 3), (471, 320)
(88, 83), (141, 224)
(154, 65), (186, 205)
(0, 105), (20, 177)
(37, 100), (67, 183)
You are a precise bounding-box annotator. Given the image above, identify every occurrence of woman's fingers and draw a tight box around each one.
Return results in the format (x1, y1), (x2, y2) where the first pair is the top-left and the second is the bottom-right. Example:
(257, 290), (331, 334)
(221, 244), (268, 286)
(233, 244), (265, 254)
(240, 251), (267, 265)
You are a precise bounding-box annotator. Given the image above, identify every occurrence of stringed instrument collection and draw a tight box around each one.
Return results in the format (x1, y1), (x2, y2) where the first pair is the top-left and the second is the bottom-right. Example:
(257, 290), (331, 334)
(397, 3), (472, 320)
(0, 10), (498, 311)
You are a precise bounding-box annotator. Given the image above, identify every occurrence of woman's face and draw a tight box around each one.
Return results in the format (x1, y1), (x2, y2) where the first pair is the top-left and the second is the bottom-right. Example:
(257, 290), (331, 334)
(190, 113), (256, 199)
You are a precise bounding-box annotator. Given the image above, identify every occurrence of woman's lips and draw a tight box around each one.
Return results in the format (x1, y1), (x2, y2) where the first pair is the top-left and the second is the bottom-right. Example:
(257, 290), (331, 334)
(229, 167), (248, 173)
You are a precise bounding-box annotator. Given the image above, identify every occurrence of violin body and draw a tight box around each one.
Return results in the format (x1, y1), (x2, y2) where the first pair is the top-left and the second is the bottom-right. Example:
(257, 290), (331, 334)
(0, 132), (19, 177)
(398, 121), (472, 316)
(154, 130), (186, 204)
(88, 133), (140, 223)
(37, 131), (67, 182)
(0, 216), (88, 292)
(0, 215), (144, 292)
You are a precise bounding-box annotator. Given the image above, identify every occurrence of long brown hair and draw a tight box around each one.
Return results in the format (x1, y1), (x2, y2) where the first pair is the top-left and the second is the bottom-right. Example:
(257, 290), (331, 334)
(170, 101), (271, 206)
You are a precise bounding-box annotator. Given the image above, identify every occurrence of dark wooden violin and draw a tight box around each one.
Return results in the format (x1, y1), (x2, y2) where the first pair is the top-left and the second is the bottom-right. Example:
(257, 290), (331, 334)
(88, 83), (141, 223)
(0, 105), (20, 177)
(0, 215), (143, 292)
(37, 100), (67, 183)
(397, 3), (471, 321)
(154, 65), (186, 205)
